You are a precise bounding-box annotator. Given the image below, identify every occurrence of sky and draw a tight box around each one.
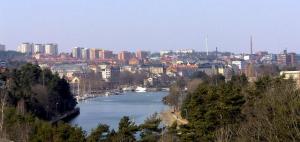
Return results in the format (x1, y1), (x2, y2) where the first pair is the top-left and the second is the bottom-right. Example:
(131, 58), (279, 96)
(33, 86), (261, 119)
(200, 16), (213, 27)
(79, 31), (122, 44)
(0, 0), (300, 53)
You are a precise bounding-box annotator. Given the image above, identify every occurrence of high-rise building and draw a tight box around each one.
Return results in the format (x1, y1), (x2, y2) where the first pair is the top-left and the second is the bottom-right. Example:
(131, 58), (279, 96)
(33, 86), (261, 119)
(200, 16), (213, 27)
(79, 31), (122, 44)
(89, 48), (100, 60)
(277, 54), (287, 65)
(277, 50), (297, 66)
(33, 44), (45, 54)
(18, 43), (33, 54)
(82, 48), (90, 60)
(45, 43), (58, 56)
(136, 50), (148, 60)
(288, 53), (297, 66)
(118, 51), (132, 61)
(100, 50), (113, 60)
(0, 44), (5, 51)
(72, 47), (83, 59)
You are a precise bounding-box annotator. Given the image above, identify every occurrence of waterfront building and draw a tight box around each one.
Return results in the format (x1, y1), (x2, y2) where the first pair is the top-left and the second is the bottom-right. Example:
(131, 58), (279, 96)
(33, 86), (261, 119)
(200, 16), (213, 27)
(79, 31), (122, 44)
(0, 44), (5, 51)
(45, 43), (58, 55)
(18, 43), (33, 54)
(33, 44), (45, 54)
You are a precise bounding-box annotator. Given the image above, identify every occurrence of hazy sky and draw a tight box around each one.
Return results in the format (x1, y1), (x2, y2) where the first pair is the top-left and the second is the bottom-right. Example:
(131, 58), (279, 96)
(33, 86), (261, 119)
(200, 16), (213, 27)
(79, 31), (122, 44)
(0, 0), (299, 53)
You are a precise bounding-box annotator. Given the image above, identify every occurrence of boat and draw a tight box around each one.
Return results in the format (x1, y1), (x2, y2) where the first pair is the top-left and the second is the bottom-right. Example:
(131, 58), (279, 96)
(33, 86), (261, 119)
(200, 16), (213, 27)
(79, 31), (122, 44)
(122, 86), (134, 91)
(161, 88), (170, 92)
(135, 86), (147, 92)
(105, 92), (111, 97)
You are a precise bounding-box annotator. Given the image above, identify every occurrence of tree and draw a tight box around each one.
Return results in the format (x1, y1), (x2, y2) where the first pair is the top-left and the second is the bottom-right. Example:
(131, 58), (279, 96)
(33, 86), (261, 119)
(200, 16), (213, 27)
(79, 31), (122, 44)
(87, 124), (110, 142)
(112, 116), (139, 142)
(0, 63), (77, 121)
(180, 77), (245, 141)
(139, 113), (162, 142)
(237, 77), (300, 141)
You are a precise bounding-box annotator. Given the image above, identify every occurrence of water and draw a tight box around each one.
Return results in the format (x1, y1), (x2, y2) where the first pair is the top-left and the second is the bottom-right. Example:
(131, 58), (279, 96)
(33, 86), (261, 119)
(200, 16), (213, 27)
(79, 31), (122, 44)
(69, 91), (168, 132)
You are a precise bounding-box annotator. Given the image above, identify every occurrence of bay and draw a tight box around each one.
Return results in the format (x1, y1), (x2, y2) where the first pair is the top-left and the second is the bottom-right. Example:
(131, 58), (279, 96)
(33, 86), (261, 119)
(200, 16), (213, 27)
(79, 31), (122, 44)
(69, 91), (168, 132)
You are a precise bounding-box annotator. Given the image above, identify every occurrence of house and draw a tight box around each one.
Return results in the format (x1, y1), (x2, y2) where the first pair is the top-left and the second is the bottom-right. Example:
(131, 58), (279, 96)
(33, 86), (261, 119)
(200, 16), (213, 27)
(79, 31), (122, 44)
(197, 63), (225, 76)
(149, 65), (165, 75)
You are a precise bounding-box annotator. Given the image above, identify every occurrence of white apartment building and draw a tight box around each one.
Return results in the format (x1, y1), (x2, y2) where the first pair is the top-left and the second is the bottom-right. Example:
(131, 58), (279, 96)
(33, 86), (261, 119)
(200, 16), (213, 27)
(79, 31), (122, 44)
(82, 48), (90, 60)
(18, 43), (33, 54)
(33, 44), (45, 54)
(72, 47), (83, 59)
(45, 43), (58, 55)
(99, 64), (120, 82)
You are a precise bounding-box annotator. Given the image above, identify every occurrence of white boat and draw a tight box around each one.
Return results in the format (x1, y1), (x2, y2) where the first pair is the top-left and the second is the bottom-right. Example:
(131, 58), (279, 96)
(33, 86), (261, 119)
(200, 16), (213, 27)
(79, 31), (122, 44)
(105, 92), (111, 96)
(122, 87), (134, 91)
(161, 88), (170, 92)
(135, 86), (147, 92)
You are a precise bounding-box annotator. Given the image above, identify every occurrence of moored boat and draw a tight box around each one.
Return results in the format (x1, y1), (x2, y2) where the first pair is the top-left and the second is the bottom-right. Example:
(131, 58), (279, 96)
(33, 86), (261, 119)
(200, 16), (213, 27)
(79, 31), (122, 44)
(135, 86), (147, 92)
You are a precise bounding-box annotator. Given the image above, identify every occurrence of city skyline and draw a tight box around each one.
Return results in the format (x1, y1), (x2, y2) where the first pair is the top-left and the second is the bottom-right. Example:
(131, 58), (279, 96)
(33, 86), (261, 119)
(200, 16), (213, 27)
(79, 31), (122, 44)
(1, 0), (300, 53)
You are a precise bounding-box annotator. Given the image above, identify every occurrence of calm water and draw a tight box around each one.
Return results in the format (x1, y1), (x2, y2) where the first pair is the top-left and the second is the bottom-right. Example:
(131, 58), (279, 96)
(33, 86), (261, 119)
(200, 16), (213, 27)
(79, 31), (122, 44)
(69, 92), (168, 132)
